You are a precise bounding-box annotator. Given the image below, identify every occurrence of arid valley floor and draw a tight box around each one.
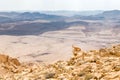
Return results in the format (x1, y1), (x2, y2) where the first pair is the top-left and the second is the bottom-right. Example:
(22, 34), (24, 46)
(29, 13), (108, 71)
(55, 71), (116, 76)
(0, 24), (120, 63)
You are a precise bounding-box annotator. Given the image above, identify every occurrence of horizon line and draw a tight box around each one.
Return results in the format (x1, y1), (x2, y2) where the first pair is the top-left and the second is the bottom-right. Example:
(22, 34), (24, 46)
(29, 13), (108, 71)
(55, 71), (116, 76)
(0, 9), (120, 12)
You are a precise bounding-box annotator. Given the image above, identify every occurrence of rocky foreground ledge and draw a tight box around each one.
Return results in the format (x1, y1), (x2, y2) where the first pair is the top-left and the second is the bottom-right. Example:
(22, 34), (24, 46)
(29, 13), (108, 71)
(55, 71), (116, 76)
(0, 44), (120, 80)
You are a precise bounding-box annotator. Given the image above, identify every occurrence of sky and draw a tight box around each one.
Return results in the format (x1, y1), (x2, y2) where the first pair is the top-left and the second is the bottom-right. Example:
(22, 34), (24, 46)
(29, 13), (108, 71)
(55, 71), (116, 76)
(0, 0), (120, 11)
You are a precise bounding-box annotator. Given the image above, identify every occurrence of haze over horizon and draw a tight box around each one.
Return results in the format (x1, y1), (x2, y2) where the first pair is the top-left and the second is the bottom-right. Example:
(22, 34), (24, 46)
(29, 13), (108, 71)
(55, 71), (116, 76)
(0, 0), (120, 11)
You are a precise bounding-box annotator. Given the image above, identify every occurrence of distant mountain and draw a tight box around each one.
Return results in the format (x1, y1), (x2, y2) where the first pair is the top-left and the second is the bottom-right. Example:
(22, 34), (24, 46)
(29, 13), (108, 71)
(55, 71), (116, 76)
(0, 12), (19, 18)
(41, 10), (103, 16)
(73, 15), (104, 20)
(0, 12), (64, 23)
(102, 10), (120, 16)
(0, 10), (120, 23)
(98, 10), (120, 19)
(0, 16), (12, 23)
(73, 10), (120, 20)
(18, 12), (63, 20)
(0, 10), (120, 35)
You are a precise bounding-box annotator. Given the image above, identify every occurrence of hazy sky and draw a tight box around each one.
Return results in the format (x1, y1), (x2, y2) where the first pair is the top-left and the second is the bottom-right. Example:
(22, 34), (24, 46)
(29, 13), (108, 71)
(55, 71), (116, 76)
(0, 0), (120, 11)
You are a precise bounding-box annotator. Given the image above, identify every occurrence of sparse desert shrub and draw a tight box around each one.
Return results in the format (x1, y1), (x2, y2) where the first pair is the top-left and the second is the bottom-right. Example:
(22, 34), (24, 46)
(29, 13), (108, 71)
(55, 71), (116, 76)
(45, 72), (55, 79)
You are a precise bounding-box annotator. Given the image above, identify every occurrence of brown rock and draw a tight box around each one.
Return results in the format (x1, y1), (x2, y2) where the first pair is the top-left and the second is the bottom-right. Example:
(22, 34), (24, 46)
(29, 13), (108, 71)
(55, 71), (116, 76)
(9, 58), (21, 66)
(0, 54), (9, 64)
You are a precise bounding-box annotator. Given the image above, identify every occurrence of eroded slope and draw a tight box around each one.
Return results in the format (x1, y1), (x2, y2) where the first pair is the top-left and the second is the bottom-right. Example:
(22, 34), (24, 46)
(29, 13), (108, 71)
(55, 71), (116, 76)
(0, 44), (120, 80)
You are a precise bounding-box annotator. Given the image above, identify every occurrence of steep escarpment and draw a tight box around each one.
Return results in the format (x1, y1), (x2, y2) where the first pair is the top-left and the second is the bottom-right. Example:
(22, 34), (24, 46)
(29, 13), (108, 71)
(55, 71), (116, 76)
(0, 44), (120, 80)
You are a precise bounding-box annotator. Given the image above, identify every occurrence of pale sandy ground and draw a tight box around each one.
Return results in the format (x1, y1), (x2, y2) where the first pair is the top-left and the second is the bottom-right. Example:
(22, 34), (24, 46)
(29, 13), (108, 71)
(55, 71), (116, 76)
(0, 26), (120, 63)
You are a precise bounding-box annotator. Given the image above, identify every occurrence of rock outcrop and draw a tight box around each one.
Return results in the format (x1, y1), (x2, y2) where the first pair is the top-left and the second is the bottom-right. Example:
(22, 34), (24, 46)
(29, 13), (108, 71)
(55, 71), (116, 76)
(0, 44), (120, 80)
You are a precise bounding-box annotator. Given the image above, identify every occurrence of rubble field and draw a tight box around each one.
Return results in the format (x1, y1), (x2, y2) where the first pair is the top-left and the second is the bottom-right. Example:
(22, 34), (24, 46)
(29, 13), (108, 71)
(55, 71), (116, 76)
(0, 44), (120, 80)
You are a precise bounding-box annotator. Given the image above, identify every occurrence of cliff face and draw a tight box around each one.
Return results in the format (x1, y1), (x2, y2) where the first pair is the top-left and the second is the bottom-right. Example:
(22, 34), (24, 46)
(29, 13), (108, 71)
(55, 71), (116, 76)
(0, 44), (120, 80)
